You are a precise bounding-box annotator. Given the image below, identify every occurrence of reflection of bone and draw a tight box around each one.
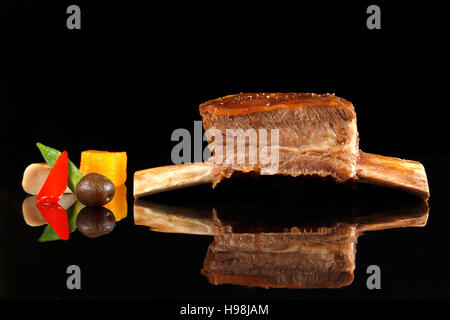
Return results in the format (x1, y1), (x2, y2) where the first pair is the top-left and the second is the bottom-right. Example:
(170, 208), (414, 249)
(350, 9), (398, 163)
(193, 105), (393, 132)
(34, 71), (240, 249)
(134, 200), (429, 289)
(355, 201), (429, 232)
(133, 200), (429, 235)
(134, 200), (222, 235)
(204, 202), (428, 289)
(22, 194), (77, 226)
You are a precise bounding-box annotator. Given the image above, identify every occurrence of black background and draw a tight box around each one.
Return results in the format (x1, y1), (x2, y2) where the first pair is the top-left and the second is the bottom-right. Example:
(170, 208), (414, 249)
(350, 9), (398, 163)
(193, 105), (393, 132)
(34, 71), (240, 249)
(0, 0), (448, 313)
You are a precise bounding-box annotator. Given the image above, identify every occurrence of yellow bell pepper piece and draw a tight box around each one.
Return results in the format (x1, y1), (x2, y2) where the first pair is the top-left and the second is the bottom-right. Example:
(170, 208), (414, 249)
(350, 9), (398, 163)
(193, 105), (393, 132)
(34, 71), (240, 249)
(104, 184), (127, 221)
(80, 150), (127, 187)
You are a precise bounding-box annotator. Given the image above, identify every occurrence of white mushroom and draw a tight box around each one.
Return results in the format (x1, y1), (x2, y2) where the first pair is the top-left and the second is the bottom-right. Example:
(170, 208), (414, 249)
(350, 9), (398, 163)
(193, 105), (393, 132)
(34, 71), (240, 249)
(22, 163), (72, 195)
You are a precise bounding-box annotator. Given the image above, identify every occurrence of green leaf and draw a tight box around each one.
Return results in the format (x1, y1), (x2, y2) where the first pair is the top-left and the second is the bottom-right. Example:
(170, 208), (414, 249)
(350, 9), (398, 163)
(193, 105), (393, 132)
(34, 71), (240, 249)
(36, 142), (83, 192)
(68, 201), (85, 233)
(38, 224), (61, 242)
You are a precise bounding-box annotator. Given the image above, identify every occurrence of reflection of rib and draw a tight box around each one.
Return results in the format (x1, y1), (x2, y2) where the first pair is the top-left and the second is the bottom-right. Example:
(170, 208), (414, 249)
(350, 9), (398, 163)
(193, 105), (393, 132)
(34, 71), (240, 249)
(201, 224), (357, 289)
(356, 201), (429, 232)
(202, 202), (429, 289)
(133, 199), (429, 289)
(133, 200), (429, 236)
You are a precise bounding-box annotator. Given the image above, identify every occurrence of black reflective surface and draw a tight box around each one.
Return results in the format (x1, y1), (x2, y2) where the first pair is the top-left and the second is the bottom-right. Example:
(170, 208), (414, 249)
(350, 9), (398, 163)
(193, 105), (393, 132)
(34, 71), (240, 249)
(135, 197), (429, 290)
(1, 0), (448, 309)
(1, 172), (449, 300)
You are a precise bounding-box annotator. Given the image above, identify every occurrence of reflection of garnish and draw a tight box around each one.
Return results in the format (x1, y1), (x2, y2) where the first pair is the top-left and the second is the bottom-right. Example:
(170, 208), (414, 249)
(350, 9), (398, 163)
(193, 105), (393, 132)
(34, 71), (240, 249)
(105, 184), (127, 221)
(38, 201), (84, 242)
(36, 151), (68, 203)
(76, 206), (116, 238)
(37, 143), (83, 192)
(36, 203), (70, 240)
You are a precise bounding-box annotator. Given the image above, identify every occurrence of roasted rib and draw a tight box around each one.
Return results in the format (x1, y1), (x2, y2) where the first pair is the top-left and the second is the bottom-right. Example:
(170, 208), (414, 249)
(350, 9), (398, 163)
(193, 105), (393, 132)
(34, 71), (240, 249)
(134, 93), (429, 199)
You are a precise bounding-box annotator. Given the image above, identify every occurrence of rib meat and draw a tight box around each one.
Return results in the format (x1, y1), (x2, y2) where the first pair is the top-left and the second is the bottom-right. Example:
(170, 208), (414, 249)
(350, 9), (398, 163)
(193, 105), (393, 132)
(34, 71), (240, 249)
(200, 93), (359, 182)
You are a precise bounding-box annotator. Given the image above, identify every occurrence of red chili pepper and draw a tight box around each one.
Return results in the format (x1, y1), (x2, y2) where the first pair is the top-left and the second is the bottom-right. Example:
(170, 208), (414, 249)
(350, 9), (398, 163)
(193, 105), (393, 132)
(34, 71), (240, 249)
(36, 203), (70, 240)
(36, 151), (68, 203)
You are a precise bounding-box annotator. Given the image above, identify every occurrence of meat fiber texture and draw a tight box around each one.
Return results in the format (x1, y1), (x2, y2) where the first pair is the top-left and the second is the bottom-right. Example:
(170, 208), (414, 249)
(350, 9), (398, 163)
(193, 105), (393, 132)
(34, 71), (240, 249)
(200, 225), (357, 289)
(199, 93), (359, 183)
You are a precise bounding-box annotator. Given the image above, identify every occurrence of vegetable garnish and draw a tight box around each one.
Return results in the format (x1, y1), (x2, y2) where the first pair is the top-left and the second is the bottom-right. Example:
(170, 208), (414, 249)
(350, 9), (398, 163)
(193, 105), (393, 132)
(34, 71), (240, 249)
(36, 203), (70, 240)
(36, 151), (68, 203)
(75, 173), (115, 207)
(80, 150), (127, 187)
(38, 201), (84, 242)
(36, 143), (83, 192)
(104, 184), (127, 221)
